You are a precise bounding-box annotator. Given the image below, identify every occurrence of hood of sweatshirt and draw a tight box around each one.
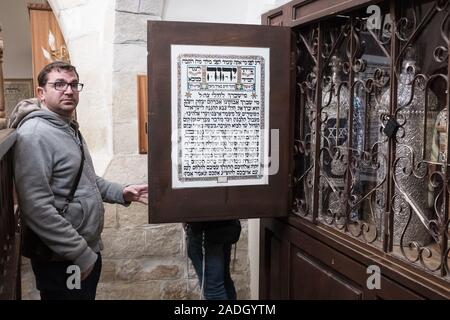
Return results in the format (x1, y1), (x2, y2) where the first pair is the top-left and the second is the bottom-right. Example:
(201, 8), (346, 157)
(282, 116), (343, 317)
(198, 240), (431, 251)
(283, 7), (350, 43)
(8, 97), (79, 130)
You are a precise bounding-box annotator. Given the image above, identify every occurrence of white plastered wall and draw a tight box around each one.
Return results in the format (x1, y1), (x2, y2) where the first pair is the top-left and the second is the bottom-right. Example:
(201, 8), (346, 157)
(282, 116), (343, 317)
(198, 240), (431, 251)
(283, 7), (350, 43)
(47, 0), (115, 176)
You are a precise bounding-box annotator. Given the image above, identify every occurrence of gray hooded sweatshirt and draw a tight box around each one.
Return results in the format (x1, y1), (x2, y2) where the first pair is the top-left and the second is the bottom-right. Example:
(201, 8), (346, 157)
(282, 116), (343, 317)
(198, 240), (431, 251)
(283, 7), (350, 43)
(11, 98), (127, 271)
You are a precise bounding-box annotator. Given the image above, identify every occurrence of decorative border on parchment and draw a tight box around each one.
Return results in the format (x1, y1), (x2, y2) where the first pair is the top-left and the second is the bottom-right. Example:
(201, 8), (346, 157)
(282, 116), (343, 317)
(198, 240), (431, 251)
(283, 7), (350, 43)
(176, 53), (266, 184)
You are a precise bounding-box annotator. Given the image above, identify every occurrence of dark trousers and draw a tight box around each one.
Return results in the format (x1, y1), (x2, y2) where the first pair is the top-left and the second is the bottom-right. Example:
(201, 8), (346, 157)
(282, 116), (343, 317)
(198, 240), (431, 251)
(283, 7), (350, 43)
(187, 228), (237, 300)
(30, 253), (102, 300)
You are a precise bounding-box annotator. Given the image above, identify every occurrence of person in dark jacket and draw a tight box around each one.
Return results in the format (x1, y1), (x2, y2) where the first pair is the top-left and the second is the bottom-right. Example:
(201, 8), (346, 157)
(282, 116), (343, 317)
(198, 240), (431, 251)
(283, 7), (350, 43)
(185, 219), (241, 299)
(11, 61), (148, 300)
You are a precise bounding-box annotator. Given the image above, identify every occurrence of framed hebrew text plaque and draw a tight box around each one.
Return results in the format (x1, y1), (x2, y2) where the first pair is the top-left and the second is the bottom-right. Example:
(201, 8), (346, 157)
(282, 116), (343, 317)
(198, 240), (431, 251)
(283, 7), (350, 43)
(148, 21), (293, 223)
(171, 45), (270, 189)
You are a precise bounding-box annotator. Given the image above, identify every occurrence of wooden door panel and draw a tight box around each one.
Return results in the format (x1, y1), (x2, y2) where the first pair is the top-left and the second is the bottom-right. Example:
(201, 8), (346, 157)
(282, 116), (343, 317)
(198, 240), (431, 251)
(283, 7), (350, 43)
(291, 249), (363, 299)
(374, 276), (424, 300)
(259, 218), (435, 299)
(260, 223), (290, 299)
(147, 21), (293, 223)
(28, 4), (69, 89)
(268, 234), (282, 299)
(137, 75), (148, 154)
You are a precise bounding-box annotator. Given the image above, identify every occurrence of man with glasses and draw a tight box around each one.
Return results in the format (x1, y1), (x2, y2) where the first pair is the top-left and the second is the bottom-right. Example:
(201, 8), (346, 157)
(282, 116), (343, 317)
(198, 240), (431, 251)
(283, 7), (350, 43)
(10, 61), (148, 300)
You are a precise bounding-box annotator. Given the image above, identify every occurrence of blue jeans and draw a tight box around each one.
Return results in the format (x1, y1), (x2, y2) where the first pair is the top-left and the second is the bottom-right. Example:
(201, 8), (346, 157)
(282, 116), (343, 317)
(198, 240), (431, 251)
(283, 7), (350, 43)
(187, 228), (237, 300)
(31, 253), (102, 300)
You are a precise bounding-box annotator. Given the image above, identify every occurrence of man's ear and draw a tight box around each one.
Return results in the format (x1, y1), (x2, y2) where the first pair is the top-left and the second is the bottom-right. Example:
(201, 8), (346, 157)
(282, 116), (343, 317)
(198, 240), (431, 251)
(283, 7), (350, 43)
(36, 87), (45, 101)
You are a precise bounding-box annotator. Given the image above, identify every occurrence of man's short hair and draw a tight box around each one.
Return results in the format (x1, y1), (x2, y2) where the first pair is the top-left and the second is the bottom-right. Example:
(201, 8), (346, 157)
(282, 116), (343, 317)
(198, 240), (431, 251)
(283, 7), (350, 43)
(37, 61), (79, 87)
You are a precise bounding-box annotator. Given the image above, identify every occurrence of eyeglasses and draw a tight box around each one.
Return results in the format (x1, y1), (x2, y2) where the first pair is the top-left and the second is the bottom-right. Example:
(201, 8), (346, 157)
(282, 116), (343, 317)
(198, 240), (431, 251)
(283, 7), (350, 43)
(47, 81), (84, 92)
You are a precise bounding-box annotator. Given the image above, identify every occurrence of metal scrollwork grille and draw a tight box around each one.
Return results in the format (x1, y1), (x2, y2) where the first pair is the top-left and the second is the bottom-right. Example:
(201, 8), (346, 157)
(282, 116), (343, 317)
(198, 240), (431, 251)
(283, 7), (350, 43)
(292, 0), (449, 281)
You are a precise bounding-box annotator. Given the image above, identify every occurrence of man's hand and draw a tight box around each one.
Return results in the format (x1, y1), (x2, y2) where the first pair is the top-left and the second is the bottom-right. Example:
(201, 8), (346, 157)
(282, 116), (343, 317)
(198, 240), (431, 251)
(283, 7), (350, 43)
(123, 184), (148, 204)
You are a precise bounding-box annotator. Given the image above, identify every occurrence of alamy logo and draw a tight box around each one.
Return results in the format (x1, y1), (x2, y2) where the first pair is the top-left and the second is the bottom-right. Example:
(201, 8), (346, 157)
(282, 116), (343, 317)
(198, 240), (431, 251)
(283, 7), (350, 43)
(66, 265), (81, 290)
(366, 5), (382, 30)
(366, 265), (381, 290)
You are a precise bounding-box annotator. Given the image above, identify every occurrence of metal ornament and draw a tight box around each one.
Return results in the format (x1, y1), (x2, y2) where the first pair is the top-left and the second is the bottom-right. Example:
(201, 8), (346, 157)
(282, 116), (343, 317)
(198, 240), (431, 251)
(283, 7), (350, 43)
(377, 58), (439, 246)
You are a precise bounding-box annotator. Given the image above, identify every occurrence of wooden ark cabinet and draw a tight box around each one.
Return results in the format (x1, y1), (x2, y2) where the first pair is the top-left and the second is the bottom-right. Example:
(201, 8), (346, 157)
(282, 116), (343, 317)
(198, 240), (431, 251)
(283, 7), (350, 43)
(260, 0), (449, 299)
(147, 0), (449, 299)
